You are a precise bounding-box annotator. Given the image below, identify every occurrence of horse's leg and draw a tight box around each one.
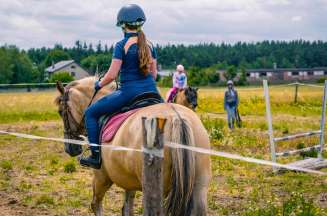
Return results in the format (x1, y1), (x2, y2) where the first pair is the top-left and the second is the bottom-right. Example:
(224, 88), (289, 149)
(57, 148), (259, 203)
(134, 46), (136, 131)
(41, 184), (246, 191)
(190, 183), (209, 216)
(91, 170), (113, 216)
(122, 190), (136, 216)
(190, 154), (211, 216)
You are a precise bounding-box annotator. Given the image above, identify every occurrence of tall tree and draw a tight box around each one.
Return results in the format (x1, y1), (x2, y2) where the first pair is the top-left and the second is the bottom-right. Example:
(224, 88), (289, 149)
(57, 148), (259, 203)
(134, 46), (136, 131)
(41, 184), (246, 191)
(88, 43), (94, 55)
(5, 46), (37, 83)
(44, 49), (71, 67)
(224, 66), (237, 81)
(0, 48), (13, 84)
(96, 41), (102, 54)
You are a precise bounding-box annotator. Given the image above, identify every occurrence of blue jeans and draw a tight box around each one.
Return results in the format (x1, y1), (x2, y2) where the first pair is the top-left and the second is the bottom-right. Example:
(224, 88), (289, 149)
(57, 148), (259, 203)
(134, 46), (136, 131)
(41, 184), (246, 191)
(226, 105), (236, 129)
(84, 85), (158, 150)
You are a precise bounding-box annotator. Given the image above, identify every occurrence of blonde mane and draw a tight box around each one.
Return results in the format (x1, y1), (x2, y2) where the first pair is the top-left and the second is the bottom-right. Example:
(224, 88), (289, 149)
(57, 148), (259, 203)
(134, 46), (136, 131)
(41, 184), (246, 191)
(55, 76), (117, 122)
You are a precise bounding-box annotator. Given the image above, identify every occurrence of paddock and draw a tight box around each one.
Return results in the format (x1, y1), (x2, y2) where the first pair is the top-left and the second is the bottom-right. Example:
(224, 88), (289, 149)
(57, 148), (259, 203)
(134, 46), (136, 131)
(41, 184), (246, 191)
(0, 85), (326, 215)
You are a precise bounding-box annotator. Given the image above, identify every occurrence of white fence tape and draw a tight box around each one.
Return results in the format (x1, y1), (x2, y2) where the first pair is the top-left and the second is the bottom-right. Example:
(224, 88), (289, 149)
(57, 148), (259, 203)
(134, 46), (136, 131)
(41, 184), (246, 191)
(285, 82), (324, 88)
(0, 130), (325, 175)
(0, 130), (142, 152)
(231, 82), (323, 91)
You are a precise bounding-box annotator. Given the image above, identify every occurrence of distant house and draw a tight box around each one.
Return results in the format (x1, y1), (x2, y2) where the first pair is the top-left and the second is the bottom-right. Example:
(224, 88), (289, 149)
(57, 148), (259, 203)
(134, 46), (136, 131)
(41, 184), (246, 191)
(158, 69), (174, 77)
(219, 67), (327, 84)
(245, 67), (327, 84)
(45, 60), (90, 80)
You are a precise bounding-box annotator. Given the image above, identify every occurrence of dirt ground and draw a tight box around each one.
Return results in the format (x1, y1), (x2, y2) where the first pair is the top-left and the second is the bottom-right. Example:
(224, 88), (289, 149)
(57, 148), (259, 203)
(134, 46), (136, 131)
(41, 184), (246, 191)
(0, 191), (51, 216)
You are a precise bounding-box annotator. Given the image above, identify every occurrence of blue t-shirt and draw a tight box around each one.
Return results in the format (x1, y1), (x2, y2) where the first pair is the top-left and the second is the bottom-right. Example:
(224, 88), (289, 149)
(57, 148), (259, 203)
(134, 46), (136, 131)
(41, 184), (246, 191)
(113, 32), (157, 90)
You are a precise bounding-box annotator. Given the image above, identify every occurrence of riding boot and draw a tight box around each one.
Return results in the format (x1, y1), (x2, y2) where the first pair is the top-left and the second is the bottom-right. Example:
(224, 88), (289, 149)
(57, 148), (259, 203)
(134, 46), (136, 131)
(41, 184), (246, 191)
(80, 147), (101, 169)
(167, 93), (174, 102)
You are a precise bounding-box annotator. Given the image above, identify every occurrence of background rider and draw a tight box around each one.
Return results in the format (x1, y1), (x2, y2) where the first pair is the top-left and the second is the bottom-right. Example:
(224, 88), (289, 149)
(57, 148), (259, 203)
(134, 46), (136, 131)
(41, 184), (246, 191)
(167, 64), (187, 102)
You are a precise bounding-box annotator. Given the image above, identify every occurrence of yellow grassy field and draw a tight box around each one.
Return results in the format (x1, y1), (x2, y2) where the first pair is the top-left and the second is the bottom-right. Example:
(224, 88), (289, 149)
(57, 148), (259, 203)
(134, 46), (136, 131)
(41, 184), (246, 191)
(0, 86), (327, 215)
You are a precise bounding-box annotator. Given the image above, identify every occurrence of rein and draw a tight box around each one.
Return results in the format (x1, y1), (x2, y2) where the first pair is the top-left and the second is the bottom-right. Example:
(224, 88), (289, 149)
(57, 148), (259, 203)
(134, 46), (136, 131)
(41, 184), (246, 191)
(62, 87), (99, 138)
(61, 75), (106, 138)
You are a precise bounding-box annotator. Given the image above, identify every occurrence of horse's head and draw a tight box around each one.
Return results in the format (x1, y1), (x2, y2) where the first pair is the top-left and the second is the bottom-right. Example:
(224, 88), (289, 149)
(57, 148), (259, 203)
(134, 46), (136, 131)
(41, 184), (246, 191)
(54, 77), (115, 157)
(183, 86), (199, 110)
(55, 80), (86, 156)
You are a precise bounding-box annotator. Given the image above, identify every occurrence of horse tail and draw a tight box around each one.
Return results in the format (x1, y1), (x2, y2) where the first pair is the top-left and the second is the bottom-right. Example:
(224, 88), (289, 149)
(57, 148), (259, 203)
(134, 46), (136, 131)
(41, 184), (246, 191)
(165, 117), (196, 216)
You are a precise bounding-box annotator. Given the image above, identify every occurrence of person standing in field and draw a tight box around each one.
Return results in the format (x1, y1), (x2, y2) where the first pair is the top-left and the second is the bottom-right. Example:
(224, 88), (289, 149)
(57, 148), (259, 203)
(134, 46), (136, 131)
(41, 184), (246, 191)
(166, 64), (187, 102)
(224, 80), (239, 129)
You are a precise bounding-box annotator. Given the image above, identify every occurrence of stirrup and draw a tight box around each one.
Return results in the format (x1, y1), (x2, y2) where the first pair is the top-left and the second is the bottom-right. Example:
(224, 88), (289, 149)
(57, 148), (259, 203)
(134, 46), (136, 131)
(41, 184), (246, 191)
(79, 149), (102, 169)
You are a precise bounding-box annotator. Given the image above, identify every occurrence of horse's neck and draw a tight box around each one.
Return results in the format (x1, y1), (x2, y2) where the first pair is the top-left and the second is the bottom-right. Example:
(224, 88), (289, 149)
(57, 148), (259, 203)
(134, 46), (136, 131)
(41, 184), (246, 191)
(73, 83), (115, 116)
(85, 80), (116, 103)
(93, 88), (112, 102)
(175, 91), (187, 105)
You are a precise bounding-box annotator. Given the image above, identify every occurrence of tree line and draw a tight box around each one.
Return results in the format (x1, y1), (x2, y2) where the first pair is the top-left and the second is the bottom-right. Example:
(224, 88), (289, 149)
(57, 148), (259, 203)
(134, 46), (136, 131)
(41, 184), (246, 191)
(0, 40), (327, 84)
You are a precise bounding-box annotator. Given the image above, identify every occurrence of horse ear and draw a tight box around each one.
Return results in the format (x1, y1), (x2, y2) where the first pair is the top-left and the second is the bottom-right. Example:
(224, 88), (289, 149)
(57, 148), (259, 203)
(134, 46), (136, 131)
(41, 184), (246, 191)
(195, 87), (199, 92)
(56, 81), (65, 95)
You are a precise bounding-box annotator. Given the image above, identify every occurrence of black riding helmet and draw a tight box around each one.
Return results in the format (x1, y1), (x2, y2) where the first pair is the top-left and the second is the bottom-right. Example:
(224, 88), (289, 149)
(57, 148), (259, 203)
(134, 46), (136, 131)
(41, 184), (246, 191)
(116, 4), (146, 27)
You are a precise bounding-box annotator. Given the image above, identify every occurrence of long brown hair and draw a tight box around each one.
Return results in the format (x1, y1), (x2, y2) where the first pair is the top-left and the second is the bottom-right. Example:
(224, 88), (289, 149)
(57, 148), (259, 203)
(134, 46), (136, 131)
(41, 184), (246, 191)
(137, 30), (152, 75)
(125, 25), (152, 75)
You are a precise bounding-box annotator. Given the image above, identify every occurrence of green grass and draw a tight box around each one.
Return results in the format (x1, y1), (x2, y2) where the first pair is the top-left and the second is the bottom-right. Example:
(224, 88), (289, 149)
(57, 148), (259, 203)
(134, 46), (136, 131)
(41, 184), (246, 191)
(0, 87), (326, 215)
(0, 92), (59, 123)
(63, 160), (77, 173)
(0, 160), (13, 171)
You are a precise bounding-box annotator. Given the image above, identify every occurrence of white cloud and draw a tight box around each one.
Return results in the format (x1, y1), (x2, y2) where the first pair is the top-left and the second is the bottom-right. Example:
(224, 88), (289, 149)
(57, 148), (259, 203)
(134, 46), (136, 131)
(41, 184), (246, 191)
(266, 0), (291, 6)
(9, 16), (44, 30)
(0, 0), (326, 49)
(291, 16), (303, 22)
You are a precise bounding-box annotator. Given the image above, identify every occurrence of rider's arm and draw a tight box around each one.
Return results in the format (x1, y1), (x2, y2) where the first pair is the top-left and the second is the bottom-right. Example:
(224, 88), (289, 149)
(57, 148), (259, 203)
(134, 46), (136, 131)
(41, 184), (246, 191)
(183, 74), (187, 88)
(172, 73), (177, 88)
(99, 59), (122, 87)
(99, 41), (124, 87)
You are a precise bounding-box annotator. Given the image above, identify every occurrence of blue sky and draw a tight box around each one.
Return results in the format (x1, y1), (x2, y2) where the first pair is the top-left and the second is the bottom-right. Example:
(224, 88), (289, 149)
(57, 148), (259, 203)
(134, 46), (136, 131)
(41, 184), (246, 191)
(1, 0), (327, 49)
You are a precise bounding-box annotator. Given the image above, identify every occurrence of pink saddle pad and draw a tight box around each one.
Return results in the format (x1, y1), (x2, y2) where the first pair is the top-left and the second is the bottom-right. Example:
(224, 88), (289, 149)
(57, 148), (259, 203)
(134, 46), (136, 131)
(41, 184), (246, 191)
(101, 109), (140, 143)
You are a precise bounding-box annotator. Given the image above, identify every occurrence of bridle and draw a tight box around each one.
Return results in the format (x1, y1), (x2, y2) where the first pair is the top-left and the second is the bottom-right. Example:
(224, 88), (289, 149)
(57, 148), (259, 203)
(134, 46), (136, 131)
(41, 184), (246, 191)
(60, 74), (110, 139)
(61, 88), (84, 139)
(61, 87), (99, 139)
(184, 88), (198, 109)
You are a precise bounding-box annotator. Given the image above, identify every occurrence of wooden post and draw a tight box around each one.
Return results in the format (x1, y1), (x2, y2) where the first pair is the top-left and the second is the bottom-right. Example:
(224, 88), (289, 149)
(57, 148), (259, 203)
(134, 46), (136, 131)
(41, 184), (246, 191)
(142, 117), (166, 216)
(263, 80), (277, 172)
(294, 82), (299, 103)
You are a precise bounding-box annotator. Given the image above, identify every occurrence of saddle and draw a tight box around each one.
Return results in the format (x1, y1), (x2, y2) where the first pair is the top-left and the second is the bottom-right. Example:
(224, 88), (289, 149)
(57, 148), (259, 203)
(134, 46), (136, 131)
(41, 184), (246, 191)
(99, 92), (163, 143)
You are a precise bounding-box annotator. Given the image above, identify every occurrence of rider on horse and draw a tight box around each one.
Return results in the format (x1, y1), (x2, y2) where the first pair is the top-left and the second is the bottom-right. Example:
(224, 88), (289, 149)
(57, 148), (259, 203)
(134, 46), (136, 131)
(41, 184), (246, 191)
(80, 4), (159, 169)
(166, 64), (187, 102)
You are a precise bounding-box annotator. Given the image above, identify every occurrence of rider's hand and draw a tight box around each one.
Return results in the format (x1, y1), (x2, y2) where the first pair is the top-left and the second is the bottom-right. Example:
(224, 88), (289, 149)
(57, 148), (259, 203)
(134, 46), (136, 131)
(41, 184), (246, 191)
(94, 81), (102, 92)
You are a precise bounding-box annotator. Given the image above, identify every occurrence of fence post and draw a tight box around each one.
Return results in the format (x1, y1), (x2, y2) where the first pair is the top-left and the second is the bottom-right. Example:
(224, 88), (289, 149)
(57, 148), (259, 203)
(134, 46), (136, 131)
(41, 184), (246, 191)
(142, 117), (166, 216)
(294, 82), (299, 103)
(318, 80), (327, 159)
(263, 80), (277, 172)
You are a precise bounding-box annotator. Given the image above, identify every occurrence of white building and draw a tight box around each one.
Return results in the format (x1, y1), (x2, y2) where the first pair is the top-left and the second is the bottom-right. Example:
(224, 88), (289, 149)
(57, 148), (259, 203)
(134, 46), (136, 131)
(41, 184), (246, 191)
(45, 60), (90, 80)
(158, 69), (174, 77)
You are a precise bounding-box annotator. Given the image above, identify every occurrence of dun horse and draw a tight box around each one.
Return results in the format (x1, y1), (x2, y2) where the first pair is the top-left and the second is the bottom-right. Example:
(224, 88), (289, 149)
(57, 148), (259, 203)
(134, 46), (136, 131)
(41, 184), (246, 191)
(168, 86), (199, 110)
(55, 77), (211, 216)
